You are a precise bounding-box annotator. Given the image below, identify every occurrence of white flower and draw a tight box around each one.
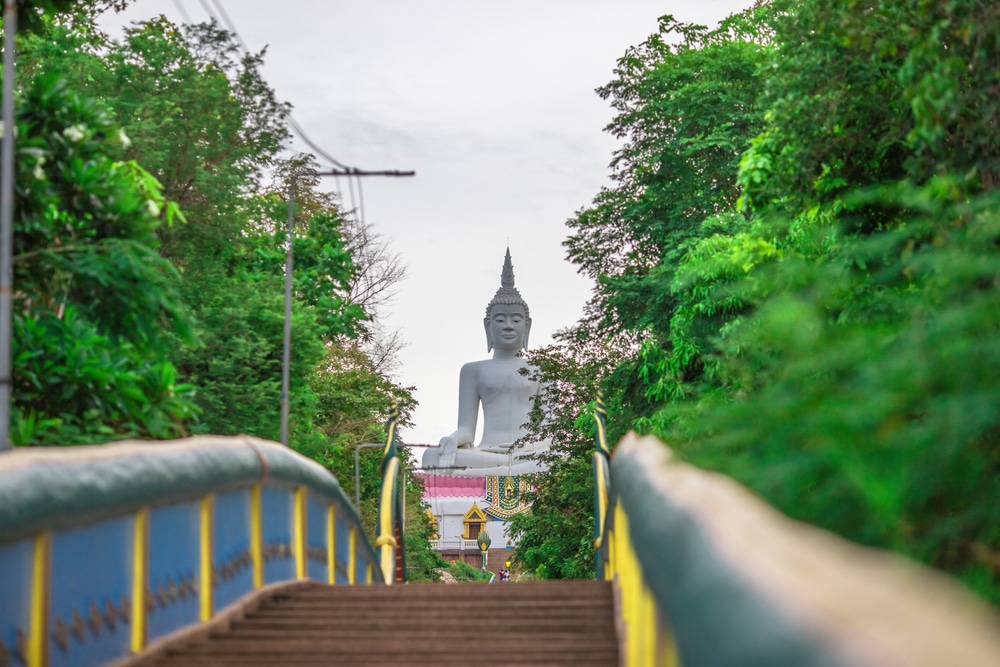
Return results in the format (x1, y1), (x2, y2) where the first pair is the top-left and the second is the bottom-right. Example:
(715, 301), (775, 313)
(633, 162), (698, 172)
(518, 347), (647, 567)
(31, 156), (46, 180)
(63, 125), (86, 142)
(118, 129), (131, 148)
(146, 200), (160, 217)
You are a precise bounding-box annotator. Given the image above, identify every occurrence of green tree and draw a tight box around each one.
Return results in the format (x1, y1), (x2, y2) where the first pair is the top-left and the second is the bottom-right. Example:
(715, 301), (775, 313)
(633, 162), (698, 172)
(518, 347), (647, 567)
(511, 5), (774, 578)
(521, 0), (1000, 607)
(12, 6), (436, 571)
(7, 70), (197, 444)
(507, 337), (608, 579)
(661, 0), (1000, 603)
(563, 6), (773, 432)
(566, 7), (771, 338)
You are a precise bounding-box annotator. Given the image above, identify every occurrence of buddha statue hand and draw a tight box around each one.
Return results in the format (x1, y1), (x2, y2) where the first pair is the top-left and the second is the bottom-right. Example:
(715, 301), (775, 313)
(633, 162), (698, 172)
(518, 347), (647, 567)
(436, 435), (458, 469)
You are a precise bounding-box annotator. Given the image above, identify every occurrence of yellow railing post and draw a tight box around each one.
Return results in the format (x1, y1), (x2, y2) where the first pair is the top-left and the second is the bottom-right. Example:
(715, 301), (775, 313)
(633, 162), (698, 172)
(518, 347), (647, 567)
(607, 503), (617, 582)
(199, 494), (214, 622)
(348, 526), (357, 585)
(327, 504), (336, 585)
(27, 532), (50, 667)
(656, 608), (680, 667)
(250, 484), (263, 589)
(130, 507), (149, 654)
(293, 487), (307, 580)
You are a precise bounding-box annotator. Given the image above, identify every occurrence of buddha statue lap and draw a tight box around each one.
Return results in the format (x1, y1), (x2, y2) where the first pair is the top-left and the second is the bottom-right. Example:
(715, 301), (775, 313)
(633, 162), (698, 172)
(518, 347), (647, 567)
(422, 249), (550, 476)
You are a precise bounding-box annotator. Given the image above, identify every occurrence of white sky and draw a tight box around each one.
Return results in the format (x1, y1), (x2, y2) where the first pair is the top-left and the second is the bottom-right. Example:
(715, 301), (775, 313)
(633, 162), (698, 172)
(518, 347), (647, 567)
(99, 0), (753, 447)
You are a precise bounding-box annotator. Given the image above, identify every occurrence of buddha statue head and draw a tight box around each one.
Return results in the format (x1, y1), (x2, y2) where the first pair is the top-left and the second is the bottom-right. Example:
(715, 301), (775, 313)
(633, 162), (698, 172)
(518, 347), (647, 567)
(484, 248), (531, 353)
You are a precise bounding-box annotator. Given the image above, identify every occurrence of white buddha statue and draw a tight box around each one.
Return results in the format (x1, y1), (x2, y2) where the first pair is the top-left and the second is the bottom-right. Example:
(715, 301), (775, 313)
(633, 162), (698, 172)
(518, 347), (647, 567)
(422, 249), (550, 476)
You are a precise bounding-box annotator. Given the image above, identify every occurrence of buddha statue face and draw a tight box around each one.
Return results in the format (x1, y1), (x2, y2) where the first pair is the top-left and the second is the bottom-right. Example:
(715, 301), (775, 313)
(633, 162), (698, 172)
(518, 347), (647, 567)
(485, 303), (530, 353)
(484, 249), (531, 353)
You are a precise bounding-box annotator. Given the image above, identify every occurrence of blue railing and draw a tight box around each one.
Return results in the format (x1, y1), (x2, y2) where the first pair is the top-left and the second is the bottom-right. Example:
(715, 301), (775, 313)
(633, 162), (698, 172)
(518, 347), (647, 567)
(0, 435), (383, 667)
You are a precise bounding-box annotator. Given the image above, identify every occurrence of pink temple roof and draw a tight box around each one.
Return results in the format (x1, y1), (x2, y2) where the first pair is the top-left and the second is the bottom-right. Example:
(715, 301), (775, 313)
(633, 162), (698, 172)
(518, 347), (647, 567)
(417, 474), (487, 498)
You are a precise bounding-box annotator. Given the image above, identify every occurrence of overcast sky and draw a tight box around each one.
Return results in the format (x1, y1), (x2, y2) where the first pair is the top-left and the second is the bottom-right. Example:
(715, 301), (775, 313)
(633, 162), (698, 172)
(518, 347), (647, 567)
(100, 0), (754, 448)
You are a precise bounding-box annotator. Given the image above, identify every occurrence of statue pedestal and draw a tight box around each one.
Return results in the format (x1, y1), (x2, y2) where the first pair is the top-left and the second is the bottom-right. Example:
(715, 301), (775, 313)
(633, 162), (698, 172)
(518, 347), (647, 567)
(419, 473), (530, 574)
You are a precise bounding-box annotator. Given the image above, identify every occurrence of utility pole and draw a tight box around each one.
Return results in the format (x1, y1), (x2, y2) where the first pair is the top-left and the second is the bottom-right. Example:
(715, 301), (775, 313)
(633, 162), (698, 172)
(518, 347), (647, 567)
(0, 0), (17, 452)
(280, 167), (413, 447)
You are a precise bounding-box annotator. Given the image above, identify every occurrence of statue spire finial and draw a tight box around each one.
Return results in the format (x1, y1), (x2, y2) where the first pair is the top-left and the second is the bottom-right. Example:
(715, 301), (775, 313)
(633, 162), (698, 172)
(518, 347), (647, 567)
(485, 248), (529, 319)
(501, 247), (515, 289)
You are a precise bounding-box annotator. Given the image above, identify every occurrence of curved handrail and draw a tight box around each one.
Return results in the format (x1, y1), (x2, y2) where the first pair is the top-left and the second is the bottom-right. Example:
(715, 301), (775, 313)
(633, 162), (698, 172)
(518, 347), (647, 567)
(0, 436), (383, 667)
(591, 390), (611, 580)
(375, 404), (406, 583)
(0, 437), (363, 542)
(594, 415), (1000, 667)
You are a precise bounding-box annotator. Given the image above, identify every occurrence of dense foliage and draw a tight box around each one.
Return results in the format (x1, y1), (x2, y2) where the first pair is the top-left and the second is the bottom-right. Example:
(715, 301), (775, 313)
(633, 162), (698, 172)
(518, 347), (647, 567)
(8, 66), (195, 444)
(515, 0), (1000, 605)
(507, 344), (608, 579)
(511, 4), (773, 579)
(6, 6), (439, 572)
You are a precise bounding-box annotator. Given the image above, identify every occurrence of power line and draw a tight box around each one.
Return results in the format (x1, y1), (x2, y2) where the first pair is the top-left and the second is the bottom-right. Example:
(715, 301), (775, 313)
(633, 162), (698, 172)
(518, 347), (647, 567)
(196, 0), (357, 174)
(171, 0), (192, 24)
(207, 0), (248, 54)
(357, 176), (366, 224)
(194, 0), (215, 27)
(287, 116), (351, 171)
(332, 174), (344, 211)
(346, 172), (358, 221)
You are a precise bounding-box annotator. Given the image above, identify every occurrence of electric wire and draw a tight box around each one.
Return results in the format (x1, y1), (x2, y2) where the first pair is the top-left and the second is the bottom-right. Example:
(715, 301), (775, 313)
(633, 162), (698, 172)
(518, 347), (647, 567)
(357, 175), (366, 225)
(207, 0), (248, 54)
(194, 0), (215, 27)
(196, 0), (356, 175)
(287, 115), (352, 171)
(332, 174), (344, 211)
(171, 0), (192, 24)
(346, 173), (358, 222)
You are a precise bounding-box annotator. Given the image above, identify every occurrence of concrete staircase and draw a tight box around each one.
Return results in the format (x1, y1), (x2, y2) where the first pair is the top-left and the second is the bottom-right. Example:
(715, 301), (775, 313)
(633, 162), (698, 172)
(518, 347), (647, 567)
(143, 579), (619, 666)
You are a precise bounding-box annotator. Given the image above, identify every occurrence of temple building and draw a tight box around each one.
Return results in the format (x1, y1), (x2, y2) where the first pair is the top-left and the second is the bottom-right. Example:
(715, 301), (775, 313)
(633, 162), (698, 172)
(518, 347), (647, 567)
(419, 472), (532, 572)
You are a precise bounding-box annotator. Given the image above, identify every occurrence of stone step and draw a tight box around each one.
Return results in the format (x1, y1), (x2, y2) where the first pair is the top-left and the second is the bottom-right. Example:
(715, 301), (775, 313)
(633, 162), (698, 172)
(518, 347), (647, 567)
(229, 618), (613, 632)
(144, 580), (619, 666)
(252, 601), (613, 614)
(285, 582), (609, 600)
(148, 654), (619, 666)
(217, 628), (617, 641)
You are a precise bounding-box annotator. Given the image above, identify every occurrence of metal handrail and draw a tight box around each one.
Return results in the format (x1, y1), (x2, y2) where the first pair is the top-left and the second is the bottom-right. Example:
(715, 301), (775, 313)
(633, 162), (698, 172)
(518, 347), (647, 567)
(593, 403), (1000, 667)
(0, 436), (384, 667)
(592, 390), (611, 579)
(374, 404), (406, 584)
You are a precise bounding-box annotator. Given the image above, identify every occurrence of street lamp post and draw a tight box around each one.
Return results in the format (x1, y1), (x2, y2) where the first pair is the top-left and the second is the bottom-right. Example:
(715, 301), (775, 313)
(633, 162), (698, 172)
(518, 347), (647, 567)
(353, 442), (384, 511)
